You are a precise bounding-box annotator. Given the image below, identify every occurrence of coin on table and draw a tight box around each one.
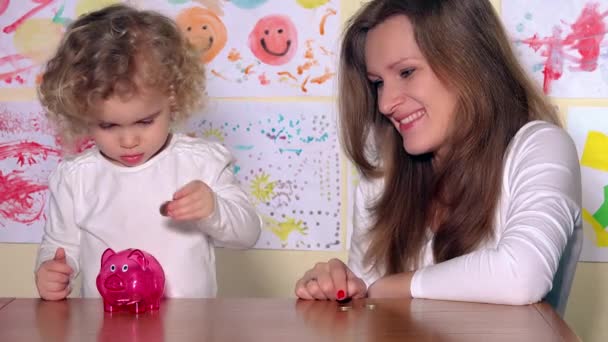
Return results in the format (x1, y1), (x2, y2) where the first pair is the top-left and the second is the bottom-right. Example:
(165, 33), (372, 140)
(366, 304), (376, 311)
(338, 306), (351, 312)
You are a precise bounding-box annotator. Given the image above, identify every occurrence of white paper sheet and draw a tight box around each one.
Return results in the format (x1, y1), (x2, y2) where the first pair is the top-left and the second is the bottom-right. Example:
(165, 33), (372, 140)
(186, 101), (343, 250)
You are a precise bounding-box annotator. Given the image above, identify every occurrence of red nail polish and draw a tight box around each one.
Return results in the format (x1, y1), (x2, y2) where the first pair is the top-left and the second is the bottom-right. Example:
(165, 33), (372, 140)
(336, 290), (345, 300)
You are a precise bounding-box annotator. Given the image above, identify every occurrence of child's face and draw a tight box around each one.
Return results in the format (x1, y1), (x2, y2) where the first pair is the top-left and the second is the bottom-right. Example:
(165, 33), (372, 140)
(89, 87), (172, 167)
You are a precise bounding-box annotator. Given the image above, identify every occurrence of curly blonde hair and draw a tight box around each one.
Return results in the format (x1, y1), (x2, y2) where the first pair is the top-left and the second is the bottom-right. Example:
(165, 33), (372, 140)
(38, 4), (205, 149)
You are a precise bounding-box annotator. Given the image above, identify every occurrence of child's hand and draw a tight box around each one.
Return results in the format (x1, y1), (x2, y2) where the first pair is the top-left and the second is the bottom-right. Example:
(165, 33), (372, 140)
(35, 248), (73, 301)
(167, 180), (215, 221)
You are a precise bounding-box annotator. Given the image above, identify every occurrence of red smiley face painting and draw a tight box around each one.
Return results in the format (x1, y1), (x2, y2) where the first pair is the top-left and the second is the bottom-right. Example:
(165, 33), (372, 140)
(248, 14), (298, 66)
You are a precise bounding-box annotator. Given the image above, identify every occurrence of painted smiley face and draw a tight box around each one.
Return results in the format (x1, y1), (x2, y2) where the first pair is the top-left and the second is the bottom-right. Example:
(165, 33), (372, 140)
(248, 15), (298, 66)
(176, 7), (227, 64)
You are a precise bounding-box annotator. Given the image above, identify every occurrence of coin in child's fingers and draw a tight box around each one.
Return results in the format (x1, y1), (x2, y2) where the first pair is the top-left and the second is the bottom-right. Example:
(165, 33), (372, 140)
(159, 201), (171, 216)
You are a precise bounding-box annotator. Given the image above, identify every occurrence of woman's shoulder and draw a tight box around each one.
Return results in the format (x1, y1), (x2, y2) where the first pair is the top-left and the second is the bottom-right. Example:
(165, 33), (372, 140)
(506, 120), (577, 162)
(510, 120), (573, 149)
(503, 120), (580, 190)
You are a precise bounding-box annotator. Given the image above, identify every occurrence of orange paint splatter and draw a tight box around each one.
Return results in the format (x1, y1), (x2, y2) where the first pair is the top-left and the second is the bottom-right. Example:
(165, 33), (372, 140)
(243, 64), (255, 75)
(301, 75), (310, 93)
(304, 40), (315, 60)
(211, 69), (229, 80)
(319, 8), (337, 36)
(297, 61), (316, 75)
(310, 70), (334, 84)
(228, 48), (241, 62)
(277, 71), (297, 81)
(320, 46), (333, 56)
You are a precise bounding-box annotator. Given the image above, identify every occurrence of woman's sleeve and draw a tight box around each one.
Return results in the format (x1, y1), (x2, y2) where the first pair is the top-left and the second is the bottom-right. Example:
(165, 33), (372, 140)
(410, 123), (582, 305)
(347, 176), (384, 288)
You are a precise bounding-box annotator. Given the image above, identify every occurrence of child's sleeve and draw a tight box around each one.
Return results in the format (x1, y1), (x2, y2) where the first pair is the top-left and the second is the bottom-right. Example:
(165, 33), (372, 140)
(409, 123), (582, 305)
(35, 162), (81, 277)
(197, 143), (262, 248)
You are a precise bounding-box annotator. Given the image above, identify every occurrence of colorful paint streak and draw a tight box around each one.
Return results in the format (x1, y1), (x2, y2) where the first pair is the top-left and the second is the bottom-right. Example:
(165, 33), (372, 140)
(0, 140), (61, 226)
(592, 185), (608, 227)
(0, 170), (48, 226)
(13, 18), (64, 63)
(581, 131), (608, 172)
(0, 0), (9, 16)
(583, 208), (608, 247)
(263, 215), (308, 243)
(580, 130), (608, 247)
(250, 172), (276, 202)
(0, 141), (61, 166)
(75, 0), (120, 17)
(230, 0), (269, 9)
(0, 103), (66, 236)
(521, 3), (608, 94)
(1, 3), (64, 85)
(2, 0), (54, 34)
(296, 0), (329, 9)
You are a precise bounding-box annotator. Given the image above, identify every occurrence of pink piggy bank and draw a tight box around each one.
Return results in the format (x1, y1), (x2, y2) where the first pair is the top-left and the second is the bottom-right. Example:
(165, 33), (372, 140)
(96, 248), (165, 313)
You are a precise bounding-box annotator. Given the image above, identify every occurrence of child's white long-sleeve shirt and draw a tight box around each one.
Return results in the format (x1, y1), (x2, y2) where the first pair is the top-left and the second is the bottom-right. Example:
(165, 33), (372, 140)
(348, 121), (582, 305)
(36, 134), (262, 298)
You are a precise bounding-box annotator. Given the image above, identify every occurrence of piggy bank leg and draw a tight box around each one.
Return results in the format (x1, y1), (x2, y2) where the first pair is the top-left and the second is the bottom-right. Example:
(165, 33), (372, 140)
(149, 298), (161, 311)
(103, 301), (118, 313)
(130, 301), (147, 314)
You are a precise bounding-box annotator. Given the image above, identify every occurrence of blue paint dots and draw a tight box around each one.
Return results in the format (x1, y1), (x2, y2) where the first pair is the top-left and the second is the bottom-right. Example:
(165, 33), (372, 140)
(231, 0), (269, 9)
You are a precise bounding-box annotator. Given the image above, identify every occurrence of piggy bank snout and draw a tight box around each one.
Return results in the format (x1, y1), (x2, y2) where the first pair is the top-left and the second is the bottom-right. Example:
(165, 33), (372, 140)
(104, 274), (125, 291)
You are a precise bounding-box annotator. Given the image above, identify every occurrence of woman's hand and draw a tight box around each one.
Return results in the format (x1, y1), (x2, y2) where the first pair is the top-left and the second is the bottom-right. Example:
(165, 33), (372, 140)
(367, 272), (414, 298)
(294, 258), (367, 300)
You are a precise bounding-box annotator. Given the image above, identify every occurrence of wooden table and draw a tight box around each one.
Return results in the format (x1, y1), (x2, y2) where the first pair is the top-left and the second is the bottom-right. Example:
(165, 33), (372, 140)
(0, 298), (14, 311)
(0, 298), (579, 341)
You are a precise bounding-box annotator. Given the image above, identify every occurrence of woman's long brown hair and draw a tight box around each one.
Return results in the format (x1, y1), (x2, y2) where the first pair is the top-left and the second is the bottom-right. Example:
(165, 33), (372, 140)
(339, 0), (559, 273)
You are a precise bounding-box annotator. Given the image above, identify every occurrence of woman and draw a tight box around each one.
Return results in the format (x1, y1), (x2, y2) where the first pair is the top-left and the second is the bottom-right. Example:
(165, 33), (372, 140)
(294, 0), (581, 305)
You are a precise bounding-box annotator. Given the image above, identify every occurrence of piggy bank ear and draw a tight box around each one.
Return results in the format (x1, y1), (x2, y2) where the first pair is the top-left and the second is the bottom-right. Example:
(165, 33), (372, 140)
(101, 248), (116, 266)
(127, 249), (149, 271)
